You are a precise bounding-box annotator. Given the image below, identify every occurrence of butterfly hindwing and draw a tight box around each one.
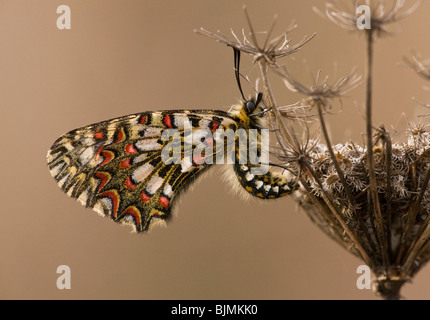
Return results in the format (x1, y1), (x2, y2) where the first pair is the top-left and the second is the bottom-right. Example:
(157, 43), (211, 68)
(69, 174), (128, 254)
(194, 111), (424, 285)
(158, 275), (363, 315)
(47, 110), (237, 232)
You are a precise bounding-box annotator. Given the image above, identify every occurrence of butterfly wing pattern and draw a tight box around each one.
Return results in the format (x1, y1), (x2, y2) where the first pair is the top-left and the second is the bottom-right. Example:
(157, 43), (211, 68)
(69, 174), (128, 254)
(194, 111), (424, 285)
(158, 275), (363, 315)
(47, 104), (297, 233)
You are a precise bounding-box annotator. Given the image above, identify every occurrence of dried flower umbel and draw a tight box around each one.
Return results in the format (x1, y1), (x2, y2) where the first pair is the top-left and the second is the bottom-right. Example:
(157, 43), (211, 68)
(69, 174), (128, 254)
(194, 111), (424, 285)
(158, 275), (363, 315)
(198, 2), (429, 300)
(405, 52), (430, 82)
(313, 0), (421, 38)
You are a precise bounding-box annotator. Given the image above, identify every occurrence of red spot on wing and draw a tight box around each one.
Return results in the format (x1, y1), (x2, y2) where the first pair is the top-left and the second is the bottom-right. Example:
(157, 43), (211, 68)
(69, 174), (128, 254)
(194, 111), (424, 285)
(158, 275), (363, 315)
(125, 176), (137, 189)
(98, 190), (119, 217)
(115, 128), (124, 143)
(205, 137), (214, 146)
(139, 115), (146, 124)
(125, 143), (138, 154)
(210, 122), (220, 133)
(193, 154), (204, 165)
(163, 114), (173, 128)
(95, 146), (103, 158)
(119, 158), (131, 169)
(94, 131), (104, 140)
(121, 206), (142, 226)
(159, 196), (170, 209)
(100, 150), (114, 166)
(94, 172), (110, 191)
(141, 191), (151, 203)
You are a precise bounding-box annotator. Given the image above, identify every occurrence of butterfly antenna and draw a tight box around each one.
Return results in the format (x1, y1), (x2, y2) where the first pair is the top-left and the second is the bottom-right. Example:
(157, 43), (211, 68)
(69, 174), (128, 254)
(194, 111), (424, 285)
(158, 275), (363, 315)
(233, 48), (264, 108)
(233, 48), (247, 102)
(255, 92), (263, 105)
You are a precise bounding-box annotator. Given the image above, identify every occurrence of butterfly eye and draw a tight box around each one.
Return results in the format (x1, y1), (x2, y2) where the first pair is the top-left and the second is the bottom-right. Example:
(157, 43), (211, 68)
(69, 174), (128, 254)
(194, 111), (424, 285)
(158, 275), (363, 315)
(245, 100), (257, 113)
(245, 92), (263, 114)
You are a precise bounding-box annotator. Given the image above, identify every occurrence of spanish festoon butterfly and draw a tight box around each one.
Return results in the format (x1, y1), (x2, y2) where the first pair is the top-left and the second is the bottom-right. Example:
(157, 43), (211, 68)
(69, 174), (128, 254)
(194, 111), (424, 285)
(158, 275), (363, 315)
(47, 49), (297, 232)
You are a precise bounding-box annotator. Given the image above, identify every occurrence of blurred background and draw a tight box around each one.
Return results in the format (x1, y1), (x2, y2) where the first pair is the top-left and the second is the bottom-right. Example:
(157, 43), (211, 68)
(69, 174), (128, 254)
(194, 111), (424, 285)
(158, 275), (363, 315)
(1, 0), (430, 299)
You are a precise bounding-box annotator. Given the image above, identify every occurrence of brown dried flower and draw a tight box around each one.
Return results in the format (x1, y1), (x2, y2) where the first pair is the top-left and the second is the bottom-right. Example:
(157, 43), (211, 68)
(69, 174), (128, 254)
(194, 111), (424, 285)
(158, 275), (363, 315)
(196, 6), (315, 65)
(200, 3), (428, 300)
(276, 67), (362, 111)
(405, 52), (430, 81)
(313, 0), (421, 38)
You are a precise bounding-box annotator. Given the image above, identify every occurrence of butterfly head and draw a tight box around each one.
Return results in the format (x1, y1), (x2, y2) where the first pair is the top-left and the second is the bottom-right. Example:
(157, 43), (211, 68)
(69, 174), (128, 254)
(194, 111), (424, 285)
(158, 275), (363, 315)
(244, 92), (263, 115)
(232, 48), (265, 117)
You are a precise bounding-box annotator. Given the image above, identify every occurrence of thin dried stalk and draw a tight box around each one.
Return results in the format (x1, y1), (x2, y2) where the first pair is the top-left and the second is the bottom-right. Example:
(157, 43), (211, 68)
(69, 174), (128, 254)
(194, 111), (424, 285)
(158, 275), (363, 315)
(198, 3), (430, 300)
(364, 29), (390, 274)
(299, 156), (373, 266)
(316, 100), (357, 212)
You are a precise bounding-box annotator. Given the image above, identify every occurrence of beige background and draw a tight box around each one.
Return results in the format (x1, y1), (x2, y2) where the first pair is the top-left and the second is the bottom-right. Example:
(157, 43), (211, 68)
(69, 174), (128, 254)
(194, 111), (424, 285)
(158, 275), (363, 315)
(1, 0), (430, 300)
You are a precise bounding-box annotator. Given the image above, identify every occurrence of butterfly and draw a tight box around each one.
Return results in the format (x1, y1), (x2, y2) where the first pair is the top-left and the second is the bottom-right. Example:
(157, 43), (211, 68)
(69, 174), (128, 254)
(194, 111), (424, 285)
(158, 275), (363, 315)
(46, 49), (298, 233)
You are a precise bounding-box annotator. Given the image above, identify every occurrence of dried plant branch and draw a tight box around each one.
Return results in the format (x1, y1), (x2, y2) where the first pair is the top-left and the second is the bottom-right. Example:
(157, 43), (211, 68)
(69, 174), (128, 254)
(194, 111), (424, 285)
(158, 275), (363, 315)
(199, 2), (428, 300)
(299, 155), (373, 266)
(314, 0), (421, 38)
(364, 29), (390, 273)
(405, 52), (430, 81)
(196, 10), (315, 65)
(315, 100), (358, 214)
(402, 166), (430, 268)
(377, 126), (394, 259)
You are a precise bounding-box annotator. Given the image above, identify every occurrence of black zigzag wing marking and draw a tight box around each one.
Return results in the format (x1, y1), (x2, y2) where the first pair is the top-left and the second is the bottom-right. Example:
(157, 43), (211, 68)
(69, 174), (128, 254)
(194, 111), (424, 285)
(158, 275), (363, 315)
(47, 110), (238, 232)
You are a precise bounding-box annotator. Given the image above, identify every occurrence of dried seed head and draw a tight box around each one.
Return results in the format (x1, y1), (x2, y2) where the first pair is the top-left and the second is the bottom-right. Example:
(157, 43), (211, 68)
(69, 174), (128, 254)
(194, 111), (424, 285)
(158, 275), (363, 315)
(314, 0), (421, 38)
(294, 124), (430, 299)
(404, 52), (430, 81)
(276, 67), (363, 112)
(196, 6), (315, 66)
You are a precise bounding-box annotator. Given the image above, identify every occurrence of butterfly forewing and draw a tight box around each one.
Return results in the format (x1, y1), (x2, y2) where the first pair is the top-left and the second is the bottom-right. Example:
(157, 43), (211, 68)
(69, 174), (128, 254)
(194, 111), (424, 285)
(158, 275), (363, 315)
(47, 110), (237, 232)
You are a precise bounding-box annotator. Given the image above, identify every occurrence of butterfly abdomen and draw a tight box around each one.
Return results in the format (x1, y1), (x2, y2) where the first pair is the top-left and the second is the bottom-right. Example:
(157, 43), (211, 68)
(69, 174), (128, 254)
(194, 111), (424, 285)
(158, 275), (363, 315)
(225, 104), (298, 199)
(233, 163), (298, 199)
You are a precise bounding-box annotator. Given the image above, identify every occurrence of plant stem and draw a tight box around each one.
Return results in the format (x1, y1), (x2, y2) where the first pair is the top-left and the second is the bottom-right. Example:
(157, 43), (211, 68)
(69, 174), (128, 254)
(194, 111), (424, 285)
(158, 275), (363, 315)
(382, 129), (393, 259)
(258, 59), (295, 152)
(301, 157), (373, 268)
(365, 29), (390, 270)
(401, 165), (430, 271)
(299, 176), (349, 250)
(316, 101), (357, 212)
(375, 277), (404, 300)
